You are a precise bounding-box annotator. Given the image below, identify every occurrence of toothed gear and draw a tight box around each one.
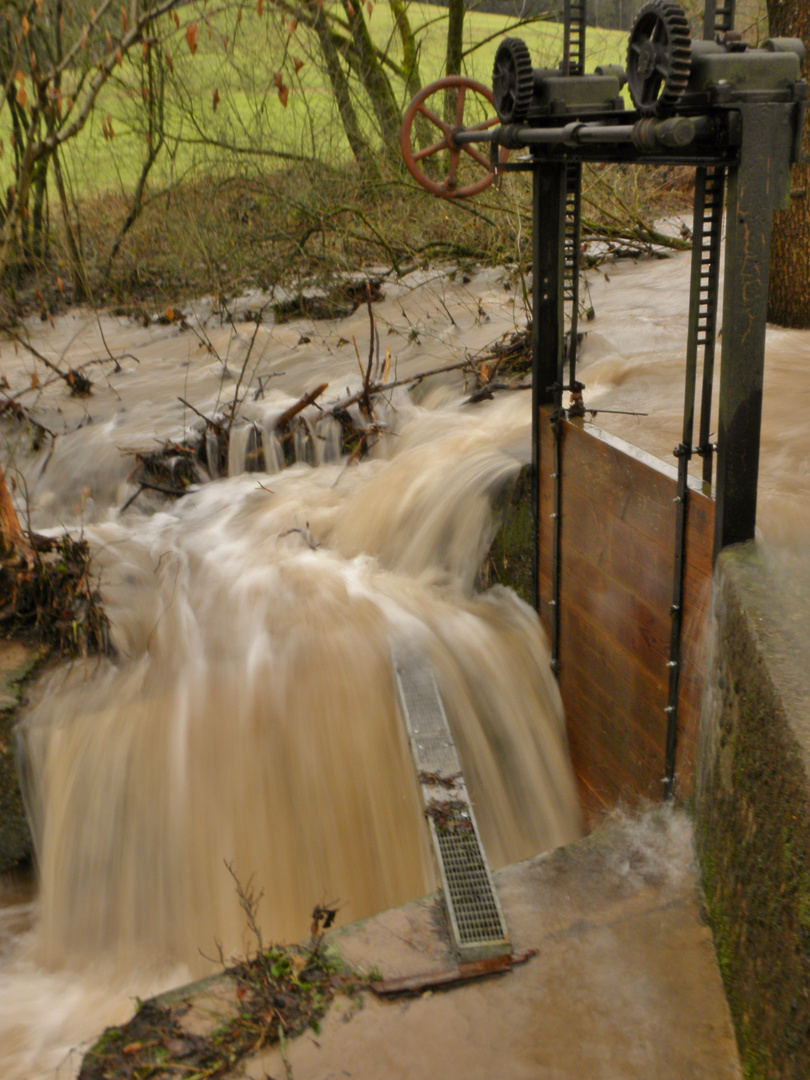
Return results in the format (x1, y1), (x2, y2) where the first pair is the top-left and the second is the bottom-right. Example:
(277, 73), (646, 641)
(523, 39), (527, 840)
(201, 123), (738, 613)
(492, 37), (534, 124)
(627, 0), (691, 116)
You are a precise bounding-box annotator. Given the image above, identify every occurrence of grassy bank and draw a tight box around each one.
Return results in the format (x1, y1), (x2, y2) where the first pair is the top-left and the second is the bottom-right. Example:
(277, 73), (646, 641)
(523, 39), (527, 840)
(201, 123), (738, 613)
(0, 2), (692, 325)
(1, 6), (627, 198)
(1, 153), (690, 324)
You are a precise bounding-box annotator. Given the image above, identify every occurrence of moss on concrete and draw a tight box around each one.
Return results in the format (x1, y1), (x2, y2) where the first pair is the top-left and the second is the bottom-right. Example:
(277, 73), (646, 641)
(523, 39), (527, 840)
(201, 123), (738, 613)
(478, 464), (534, 607)
(696, 542), (810, 1080)
(0, 640), (43, 872)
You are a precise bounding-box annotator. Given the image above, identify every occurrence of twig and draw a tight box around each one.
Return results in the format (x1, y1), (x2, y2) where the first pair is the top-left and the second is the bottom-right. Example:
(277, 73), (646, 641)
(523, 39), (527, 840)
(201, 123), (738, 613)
(178, 396), (224, 432)
(329, 359), (471, 415)
(275, 384), (329, 429)
(120, 479), (193, 513)
(228, 310), (270, 431)
(120, 485), (146, 513)
(585, 408), (648, 417)
(4, 328), (82, 390)
(278, 1023), (294, 1080)
(277, 526), (318, 550)
(363, 289), (376, 417)
(252, 372), (285, 400)
(0, 395), (57, 440)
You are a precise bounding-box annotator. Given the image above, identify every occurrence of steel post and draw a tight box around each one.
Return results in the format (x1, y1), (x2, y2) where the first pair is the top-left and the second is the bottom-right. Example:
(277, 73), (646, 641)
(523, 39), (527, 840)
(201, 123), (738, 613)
(714, 104), (794, 556)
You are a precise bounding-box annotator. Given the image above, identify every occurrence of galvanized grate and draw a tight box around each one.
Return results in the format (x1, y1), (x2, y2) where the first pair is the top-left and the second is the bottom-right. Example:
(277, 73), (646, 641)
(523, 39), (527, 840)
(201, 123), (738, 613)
(393, 654), (511, 962)
(436, 829), (508, 946)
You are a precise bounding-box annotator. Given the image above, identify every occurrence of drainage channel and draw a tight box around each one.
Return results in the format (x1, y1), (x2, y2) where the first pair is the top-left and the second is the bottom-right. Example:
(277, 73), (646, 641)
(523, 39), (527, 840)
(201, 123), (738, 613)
(393, 655), (511, 963)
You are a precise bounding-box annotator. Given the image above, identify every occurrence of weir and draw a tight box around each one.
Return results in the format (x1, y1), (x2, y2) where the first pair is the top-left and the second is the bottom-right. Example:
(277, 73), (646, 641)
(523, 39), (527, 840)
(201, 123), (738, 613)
(0, 2), (807, 1077)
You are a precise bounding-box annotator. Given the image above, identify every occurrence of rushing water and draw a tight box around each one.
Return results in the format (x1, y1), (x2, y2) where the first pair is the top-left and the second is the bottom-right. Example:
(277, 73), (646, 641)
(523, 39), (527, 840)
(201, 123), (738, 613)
(1, 247), (809, 1079)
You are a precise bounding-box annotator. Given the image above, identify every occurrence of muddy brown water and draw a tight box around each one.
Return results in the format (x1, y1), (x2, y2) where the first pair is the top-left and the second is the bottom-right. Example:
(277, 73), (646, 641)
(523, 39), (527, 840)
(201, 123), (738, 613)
(0, 248), (808, 1078)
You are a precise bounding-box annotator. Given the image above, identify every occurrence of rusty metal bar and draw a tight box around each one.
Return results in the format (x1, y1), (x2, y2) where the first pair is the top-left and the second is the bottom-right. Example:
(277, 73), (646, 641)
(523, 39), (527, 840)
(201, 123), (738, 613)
(532, 164), (567, 670)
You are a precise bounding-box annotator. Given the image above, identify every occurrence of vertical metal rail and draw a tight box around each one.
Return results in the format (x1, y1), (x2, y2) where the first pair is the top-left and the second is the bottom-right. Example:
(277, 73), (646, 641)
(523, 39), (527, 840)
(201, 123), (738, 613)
(563, 0), (587, 76)
(663, 163), (726, 796)
(544, 0), (586, 673)
(694, 165), (725, 487)
(663, 0), (735, 796)
(663, 173), (718, 797)
(703, 0), (736, 38)
(695, 0), (732, 487)
(564, 162), (583, 396)
(532, 163), (568, 673)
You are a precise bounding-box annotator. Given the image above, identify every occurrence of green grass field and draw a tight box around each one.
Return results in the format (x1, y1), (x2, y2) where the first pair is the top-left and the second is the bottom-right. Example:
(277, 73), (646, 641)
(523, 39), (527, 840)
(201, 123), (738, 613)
(2, 3), (628, 200)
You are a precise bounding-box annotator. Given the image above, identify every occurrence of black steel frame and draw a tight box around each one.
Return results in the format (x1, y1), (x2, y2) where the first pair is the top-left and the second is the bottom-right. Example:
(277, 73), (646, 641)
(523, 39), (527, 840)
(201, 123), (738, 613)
(453, 3), (805, 797)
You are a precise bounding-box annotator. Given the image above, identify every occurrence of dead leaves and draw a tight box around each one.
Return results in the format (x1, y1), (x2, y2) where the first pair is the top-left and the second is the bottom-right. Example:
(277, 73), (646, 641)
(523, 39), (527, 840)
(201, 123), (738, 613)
(273, 70), (289, 108)
(185, 20), (198, 55)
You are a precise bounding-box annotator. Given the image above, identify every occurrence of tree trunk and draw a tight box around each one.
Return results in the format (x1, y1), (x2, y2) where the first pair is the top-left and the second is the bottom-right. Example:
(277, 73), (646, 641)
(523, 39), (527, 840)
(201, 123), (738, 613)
(390, 0), (431, 152)
(51, 147), (86, 300)
(341, 0), (401, 165)
(29, 157), (49, 261)
(0, 465), (32, 563)
(444, 0), (465, 122)
(307, 2), (377, 175)
(766, 0), (810, 327)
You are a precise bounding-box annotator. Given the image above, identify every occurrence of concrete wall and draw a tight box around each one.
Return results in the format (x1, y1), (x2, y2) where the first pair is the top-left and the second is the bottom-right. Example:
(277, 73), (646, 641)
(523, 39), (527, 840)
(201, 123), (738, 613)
(696, 542), (810, 1080)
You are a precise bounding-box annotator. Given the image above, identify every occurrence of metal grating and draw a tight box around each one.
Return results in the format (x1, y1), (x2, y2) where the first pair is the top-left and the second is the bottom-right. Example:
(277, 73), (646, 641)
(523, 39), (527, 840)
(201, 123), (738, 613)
(436, 829), (508, 945)
(393, 654), (511, 962)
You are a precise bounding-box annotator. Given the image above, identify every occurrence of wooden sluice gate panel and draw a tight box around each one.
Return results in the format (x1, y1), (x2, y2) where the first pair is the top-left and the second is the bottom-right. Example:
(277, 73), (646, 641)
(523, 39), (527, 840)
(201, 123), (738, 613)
(537, 408), (714, 818)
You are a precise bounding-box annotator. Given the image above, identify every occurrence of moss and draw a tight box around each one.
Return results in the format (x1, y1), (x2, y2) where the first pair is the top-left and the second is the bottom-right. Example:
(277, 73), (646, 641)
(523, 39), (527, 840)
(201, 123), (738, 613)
(696, 547), (810, 1080)
(0, 642), (45, 872)
(478, 464), (534, 606)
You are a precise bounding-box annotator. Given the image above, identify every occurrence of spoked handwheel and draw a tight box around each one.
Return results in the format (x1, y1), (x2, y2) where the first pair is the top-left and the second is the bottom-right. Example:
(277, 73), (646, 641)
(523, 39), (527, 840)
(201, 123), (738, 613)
(400, 76), (508, 199)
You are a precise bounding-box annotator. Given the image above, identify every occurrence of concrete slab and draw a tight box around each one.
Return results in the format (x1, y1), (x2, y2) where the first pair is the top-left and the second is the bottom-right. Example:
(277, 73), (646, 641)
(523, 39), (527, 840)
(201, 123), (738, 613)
(236, 806), (742, 1080)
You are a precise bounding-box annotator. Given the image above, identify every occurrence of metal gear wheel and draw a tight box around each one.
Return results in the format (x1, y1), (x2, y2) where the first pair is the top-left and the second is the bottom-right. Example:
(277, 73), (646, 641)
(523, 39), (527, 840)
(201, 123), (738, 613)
(626, 0), (691, 116)
(492, 37), (534, 125)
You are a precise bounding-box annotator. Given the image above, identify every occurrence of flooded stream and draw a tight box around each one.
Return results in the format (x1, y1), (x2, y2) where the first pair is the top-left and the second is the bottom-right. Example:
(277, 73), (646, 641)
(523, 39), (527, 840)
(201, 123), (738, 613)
(0, 246), (809, 1078)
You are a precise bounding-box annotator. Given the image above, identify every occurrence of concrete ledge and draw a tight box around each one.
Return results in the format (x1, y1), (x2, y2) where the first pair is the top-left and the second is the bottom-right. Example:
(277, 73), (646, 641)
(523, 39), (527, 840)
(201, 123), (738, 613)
(90, 808), (740, 1080)
(696, 542), (810, 1080)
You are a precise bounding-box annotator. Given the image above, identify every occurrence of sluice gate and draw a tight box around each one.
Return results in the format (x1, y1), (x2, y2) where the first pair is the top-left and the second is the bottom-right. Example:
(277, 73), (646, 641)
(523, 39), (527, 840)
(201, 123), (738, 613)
(537, 414), (715, 817)
(401, 0), (806, 817)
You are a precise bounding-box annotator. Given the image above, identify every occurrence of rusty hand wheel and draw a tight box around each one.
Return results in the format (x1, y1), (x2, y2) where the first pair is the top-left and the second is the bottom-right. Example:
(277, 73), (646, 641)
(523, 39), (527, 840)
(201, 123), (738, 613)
(400, 76), (508, 199)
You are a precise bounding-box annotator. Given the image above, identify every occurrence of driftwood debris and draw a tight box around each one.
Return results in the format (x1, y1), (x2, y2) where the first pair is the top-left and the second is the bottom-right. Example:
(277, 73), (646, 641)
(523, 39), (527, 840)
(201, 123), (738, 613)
(118, 329), (533, 513)
(0, 466), (110, 656)
(0, 396), (56, 449)
(6, 329), (93, 397)
(273, 278), (384, 325)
